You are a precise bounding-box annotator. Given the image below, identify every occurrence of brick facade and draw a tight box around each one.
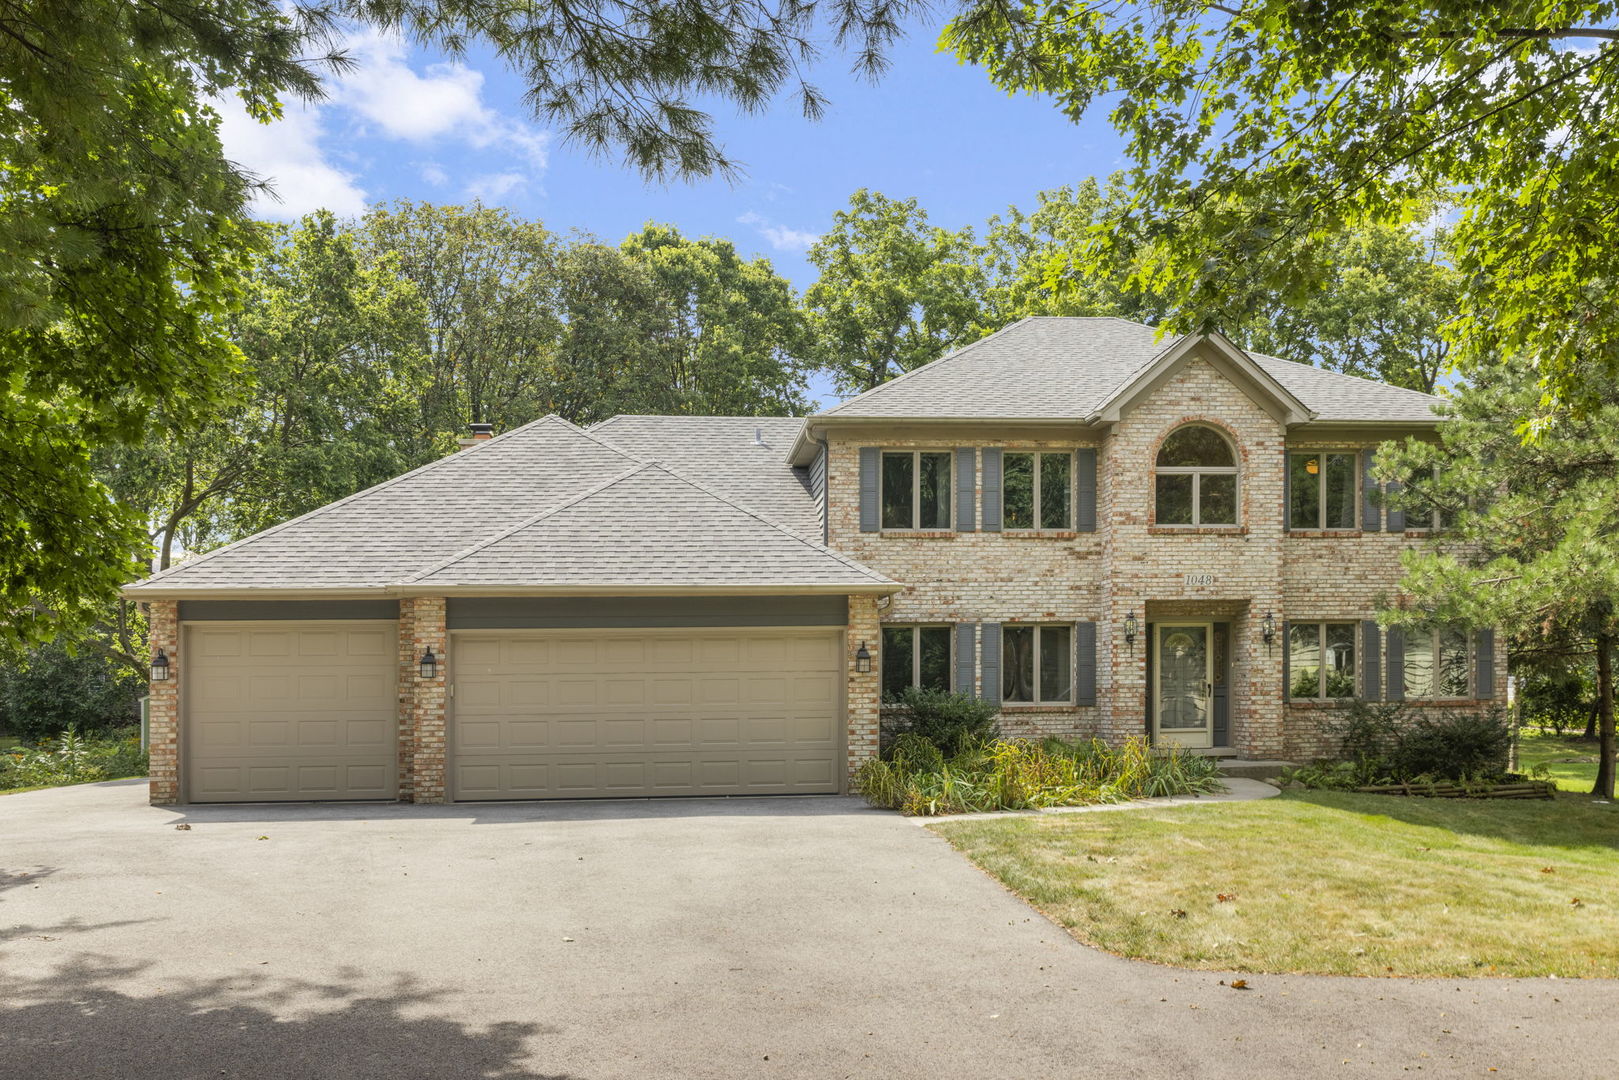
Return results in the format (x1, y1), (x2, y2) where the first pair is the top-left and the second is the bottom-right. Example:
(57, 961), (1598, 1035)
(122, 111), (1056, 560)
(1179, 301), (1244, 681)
(405, 597), (449, 803)
(146, 600), (180, 805)
(826, 349), (1506, 762)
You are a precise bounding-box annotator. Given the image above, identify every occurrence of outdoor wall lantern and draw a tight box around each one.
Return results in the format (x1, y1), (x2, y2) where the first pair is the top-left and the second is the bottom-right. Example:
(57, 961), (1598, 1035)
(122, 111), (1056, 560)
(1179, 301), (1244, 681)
(1123, 611), (1139, 654)
(1261, 611), (1277, 650)
(419, 648), (439, 680)
(855, 641), (872, 673)
(150, 649), (171, 682)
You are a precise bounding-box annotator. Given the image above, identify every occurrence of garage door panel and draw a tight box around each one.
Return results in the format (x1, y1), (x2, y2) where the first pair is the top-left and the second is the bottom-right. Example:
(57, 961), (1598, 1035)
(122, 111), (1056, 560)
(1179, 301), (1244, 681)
(184, 621), (398, 802)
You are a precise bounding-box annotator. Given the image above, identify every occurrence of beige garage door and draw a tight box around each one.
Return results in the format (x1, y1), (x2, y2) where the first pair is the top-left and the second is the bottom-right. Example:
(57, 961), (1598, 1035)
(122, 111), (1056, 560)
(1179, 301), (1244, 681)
(451, 628), (844, 800)
(185, 621), (398, 802)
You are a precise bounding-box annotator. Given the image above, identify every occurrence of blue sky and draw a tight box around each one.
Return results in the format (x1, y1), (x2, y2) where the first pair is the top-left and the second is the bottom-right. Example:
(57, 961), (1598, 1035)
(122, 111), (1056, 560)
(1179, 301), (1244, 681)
(218, 23), (1129, 293)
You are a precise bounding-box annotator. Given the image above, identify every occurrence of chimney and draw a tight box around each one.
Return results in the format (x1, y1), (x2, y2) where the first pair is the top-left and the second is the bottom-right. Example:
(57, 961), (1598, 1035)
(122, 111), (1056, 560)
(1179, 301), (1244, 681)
(458, 422), (495, 451)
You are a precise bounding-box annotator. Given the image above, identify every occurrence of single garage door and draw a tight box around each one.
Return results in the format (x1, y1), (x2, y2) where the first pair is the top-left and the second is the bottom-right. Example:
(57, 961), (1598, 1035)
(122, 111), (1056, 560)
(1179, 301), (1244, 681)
(185, 621), (398, 802)
(451, 628), (843, 800)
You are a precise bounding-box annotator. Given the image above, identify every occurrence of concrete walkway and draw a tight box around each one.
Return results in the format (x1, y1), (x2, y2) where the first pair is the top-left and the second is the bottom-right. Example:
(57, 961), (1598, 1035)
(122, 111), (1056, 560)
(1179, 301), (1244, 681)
(906, 776), (1279, 824)
(2, 779), (1614, 1079)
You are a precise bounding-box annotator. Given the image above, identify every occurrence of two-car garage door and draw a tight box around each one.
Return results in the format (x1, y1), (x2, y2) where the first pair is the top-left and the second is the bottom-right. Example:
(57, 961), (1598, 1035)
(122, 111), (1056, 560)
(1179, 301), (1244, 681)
(451, 629), (844, 800)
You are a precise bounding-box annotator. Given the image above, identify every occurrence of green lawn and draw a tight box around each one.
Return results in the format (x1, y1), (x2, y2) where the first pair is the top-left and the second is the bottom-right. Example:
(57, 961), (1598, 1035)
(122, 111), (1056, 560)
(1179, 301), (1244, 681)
(1518, 728), (1606, 792)
(931, 790), (1619, 978)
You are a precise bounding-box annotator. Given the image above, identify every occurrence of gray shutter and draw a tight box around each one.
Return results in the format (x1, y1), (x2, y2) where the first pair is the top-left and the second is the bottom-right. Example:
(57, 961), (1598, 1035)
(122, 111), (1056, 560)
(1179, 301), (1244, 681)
(1074, 448), (1097, 532)
(1476, 628), (1496, 699)
(954, 623), (976, 696)
(1074, 621), (1097, 706)
(981, 448), (1003, 532)
(1281, 620), (1291, 702)
(1385, 480), (1405, 532)
(954, 447), (976, 532)
(1386, 626), (1406, 701)
(1361, 620), (1382, 701)
(1361, 450), (1382, 532)
(1282, 447), (1292, 530)
(979, 622), (1002, 704)
(858, 447), (880, 533)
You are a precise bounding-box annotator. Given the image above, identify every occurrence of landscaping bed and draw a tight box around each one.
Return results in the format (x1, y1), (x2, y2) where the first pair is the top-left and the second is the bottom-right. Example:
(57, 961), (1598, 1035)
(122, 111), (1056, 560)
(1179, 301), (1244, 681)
(0, 726), (147, 794)
(931, 790), (1619, 977)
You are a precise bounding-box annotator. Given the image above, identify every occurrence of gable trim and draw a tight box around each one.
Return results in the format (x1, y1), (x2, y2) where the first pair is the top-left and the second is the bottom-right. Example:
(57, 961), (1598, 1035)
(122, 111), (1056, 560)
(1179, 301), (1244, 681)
(1085, 332), (1316, 427)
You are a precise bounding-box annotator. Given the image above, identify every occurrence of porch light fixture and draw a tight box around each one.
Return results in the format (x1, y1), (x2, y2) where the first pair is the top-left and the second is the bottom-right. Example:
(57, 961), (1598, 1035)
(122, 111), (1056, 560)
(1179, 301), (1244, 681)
(150, 649), (171, 682)
(419, 648), (439, 680)
(1261, 611), (1277, 649)
(1123, 611), (1139, 654)
(855, 641), (872, 674)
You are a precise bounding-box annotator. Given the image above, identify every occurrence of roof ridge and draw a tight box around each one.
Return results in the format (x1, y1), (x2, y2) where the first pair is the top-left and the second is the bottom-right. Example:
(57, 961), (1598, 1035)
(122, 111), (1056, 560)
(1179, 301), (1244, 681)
(131, 414), (605, 587)
(399, 461), (660, 583)
(820, 317), (1038, 417)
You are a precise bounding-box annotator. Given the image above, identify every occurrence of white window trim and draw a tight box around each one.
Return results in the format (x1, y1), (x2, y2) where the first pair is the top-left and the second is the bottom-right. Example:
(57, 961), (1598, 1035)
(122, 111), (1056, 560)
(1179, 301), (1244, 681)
(1288, 620), (1359, 700)
(880, 450), (953, 531)
(1002, 450), (1074, 531)
(1155, 426), (1239, 527)
(1289, 450), (1360, 531)
(1002, 623), (1074, 706)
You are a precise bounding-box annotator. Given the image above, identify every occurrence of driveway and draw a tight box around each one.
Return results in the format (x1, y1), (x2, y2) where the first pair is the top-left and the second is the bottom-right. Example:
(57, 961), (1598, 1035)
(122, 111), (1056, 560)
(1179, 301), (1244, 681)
(3, 781), (1615, 1079)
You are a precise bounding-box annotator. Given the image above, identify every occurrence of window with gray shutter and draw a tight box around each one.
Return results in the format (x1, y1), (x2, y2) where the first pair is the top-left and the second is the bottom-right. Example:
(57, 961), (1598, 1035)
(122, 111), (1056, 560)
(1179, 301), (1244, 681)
(955, 448), (976, 531)
(1385, 626), (1406, 701)
(954, 623), (976, 695)
(1361, 450), (1382, 532)
(1075, 448), (1097, 532)
(981, 449), (1003, 532)
(979, 622), (1002, 703)
(1476, 628), (1496, 699)
(1361, 620), (1382, 700)
(1385, 480), (1406, 532)
(1074, 621), (1097, 706)
(858, 447), (880, 533)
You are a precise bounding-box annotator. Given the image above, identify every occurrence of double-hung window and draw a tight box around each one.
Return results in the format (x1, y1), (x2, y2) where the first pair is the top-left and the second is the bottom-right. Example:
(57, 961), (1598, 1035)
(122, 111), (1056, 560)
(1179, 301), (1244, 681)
(1287, 621), (1357, 699)
(881, 451), (952, 530)
(881, 625), (952, 699)
(1003, 452), (1072, 530)
(1289, 452), (1357, 530)
(1002, 625), (1073, 704)
(1404, 627), (1472, 699)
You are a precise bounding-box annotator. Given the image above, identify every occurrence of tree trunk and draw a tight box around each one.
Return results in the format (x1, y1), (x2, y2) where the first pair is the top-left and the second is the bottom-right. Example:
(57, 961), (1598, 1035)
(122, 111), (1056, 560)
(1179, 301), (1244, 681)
(1593, 632), (1616, 801)
(1582, 695), (1598, 739)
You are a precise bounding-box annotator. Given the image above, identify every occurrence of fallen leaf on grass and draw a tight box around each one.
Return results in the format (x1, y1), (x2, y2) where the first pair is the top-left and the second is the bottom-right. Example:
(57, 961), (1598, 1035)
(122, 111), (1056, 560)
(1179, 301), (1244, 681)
(1571, 898), (1584, 908)
(1216, 893), (1236, 903)
(1541, 867), (1555, 874)
(1169, 909), (1187, 919)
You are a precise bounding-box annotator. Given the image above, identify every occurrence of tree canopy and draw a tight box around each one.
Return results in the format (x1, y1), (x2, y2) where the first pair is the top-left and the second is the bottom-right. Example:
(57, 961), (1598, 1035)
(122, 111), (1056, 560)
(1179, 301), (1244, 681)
(946, 1), (1619, 412)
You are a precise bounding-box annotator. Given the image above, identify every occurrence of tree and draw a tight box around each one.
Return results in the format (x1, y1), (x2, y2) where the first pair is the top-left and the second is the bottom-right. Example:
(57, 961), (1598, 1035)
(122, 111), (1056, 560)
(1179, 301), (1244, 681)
(946, 1), (1619, 409)
(803, 190), (984, 394)
(1376, 359), (1619, 799)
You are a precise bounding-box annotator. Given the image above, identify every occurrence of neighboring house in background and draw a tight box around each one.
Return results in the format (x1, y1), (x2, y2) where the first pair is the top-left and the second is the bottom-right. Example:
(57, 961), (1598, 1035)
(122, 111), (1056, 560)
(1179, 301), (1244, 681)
(125, 317), (1503, 805)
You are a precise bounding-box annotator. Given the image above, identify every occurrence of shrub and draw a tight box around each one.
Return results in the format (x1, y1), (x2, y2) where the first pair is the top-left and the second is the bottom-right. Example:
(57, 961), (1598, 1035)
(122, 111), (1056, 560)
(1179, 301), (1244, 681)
(0, 641), (143, 740)
(854, 735), (1223, 816)
(881, 687), (1000, 758)
(0, 726), (148, 791)
(1297, 702), (1514, 788)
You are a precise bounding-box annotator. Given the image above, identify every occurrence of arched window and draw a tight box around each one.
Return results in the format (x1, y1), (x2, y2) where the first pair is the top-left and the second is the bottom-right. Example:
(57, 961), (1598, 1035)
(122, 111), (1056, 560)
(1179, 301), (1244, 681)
(1155, 426), (1238, 526)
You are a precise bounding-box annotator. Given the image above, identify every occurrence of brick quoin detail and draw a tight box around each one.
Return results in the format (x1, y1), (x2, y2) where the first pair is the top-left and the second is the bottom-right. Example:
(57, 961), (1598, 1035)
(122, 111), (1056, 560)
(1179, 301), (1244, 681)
(146, 599), (180, 805)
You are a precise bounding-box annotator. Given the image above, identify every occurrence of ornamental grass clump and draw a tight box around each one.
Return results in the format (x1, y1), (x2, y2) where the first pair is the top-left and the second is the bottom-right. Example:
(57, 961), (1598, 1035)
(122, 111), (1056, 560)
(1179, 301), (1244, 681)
(854, 734), (1223, 816)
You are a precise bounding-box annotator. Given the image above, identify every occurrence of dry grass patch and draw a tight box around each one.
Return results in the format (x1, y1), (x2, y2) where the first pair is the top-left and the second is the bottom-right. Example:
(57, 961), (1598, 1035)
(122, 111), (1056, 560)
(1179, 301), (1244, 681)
(930, 790), (1619, 977)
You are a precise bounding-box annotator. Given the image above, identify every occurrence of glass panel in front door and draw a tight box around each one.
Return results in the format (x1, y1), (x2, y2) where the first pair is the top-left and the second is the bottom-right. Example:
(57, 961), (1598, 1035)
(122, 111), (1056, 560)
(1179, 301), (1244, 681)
(1155, 624), (1212, 748)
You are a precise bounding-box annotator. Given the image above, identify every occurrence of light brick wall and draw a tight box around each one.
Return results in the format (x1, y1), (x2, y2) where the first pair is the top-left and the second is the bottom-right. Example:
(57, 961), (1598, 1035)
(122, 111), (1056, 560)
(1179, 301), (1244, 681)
(396, 598), (419, 800)
(847, 595), (882, 779)
(146, 600), (180, 805)
(407, 597), (448, 803)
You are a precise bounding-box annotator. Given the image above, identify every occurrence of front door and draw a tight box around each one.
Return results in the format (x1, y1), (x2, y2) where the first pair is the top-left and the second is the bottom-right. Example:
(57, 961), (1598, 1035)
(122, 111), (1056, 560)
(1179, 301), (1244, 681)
(1152, 623), (1214, 749)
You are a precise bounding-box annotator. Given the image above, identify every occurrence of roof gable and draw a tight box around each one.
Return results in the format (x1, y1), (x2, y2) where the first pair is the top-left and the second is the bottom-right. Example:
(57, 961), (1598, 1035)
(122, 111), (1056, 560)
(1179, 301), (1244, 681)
(1087, 331), (1314, 426)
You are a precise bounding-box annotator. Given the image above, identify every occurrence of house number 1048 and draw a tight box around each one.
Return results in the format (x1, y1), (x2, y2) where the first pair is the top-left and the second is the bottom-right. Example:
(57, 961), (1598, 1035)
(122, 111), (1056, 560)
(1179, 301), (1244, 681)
(1184, 573), (1215, 587)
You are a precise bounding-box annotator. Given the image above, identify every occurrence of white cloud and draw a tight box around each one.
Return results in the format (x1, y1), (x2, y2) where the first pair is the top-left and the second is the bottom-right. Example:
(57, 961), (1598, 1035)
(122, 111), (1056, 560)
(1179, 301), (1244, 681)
(213, 97), (368, 219)
(737, 211), (819, 252)
(466, 171), (527, 201)
(418, 161), (450, 187)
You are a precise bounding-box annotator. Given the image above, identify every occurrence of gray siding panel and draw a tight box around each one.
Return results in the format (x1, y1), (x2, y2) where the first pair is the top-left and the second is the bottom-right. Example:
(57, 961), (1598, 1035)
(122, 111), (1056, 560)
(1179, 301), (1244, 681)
(179, 600), (398, 622)
(858, 447), (880, 533)
(955, 447), (976, 531)
(1074, 448), (1097, 532)
(1074, 620), (1097, 706)
(981, 448), (1003, 532)
(954, 623), (977, 695)
(448, 595), (848, 630)
(979, 622), (1002, 703)
(1361, 620), (1382, 701)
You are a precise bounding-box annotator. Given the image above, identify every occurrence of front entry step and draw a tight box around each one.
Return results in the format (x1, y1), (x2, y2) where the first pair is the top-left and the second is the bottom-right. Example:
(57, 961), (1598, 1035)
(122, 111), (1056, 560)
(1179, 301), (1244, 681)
(1216, 759), (1297, 781)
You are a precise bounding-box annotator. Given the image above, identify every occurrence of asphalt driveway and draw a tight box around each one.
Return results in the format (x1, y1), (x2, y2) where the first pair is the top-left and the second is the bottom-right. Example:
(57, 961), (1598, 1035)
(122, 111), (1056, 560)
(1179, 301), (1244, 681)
(3, 781), (1615, 1079)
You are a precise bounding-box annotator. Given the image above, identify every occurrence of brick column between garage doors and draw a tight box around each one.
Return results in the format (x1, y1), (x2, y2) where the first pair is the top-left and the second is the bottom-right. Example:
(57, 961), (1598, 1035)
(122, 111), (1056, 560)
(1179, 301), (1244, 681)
(407, 597), (449, 803)
(146, 599), (181, 805)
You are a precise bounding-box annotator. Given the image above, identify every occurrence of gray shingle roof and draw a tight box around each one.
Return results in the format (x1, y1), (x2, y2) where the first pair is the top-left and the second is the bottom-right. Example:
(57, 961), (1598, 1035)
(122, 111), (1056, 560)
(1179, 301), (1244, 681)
(588, 415), (817, 536)
(820, 317), (1442, 423)
(126, 417), (642, 593)
(406, 462), (894, 591)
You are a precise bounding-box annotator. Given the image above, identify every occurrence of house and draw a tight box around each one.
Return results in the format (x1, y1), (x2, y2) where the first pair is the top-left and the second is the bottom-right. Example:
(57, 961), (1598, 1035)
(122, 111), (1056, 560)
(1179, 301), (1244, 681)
(125, 317), (1503, 805)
